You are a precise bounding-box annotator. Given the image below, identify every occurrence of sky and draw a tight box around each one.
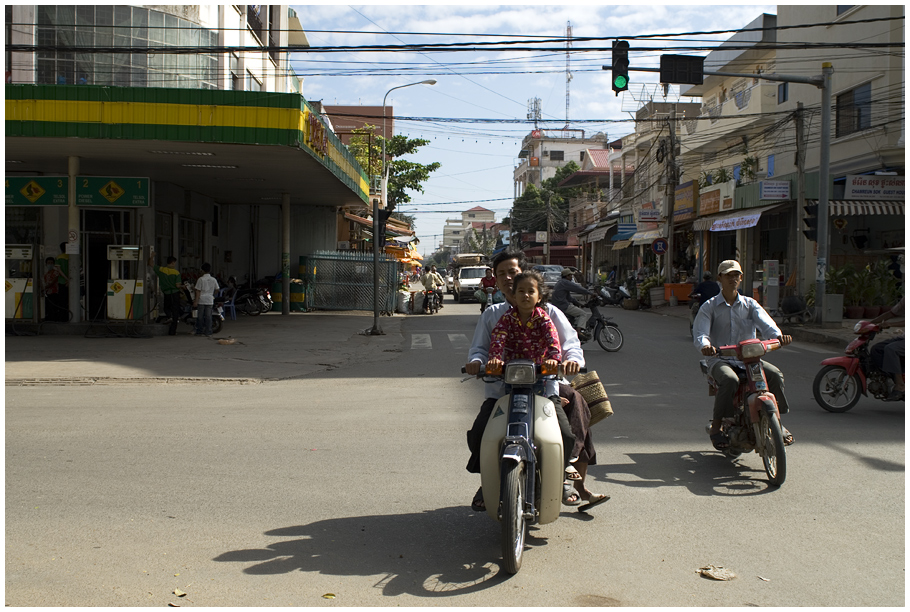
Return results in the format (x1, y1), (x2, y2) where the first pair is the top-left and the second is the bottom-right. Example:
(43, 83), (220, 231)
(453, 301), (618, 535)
(289, 3), (776, 257)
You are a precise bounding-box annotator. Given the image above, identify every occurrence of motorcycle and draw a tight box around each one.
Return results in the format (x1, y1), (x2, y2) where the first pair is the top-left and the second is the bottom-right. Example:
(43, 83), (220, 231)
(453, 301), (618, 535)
(689, 292), (702, 337)
(423, 287), (440, 314)
(567, 294), (624, 352)
(812, 320), (899, 412)
(477, 285), (505, 312)
(700, 338), (787, 486)
(465, 359), (571, 574)
(178, 282), (225, 334)
(600, 282), (630, 307)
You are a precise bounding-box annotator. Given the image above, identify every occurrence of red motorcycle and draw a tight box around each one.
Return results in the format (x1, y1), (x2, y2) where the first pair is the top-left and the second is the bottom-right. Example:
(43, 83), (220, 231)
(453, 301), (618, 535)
(813, 320), (898, 412)
(700, 338), (787, 486)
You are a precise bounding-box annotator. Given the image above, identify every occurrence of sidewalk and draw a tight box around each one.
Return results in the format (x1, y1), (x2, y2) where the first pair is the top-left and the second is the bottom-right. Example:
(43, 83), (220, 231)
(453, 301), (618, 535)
(643, 302), (877, 349)
(5, 311), (404, 385)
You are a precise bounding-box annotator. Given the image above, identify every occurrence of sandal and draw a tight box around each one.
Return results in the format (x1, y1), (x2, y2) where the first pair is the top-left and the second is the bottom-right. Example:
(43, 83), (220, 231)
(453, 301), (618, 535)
(782, 427), (794, 446)
(709, 431), (730, 451)
(565, 465), (582, 481)
(471, 487), (485, 512)
(562, 481), (581, 506)
(579, 492), (610, 512)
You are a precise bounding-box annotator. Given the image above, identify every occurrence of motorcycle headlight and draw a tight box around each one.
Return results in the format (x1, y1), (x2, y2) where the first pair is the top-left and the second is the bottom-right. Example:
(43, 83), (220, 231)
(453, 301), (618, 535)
(741, 342), (766, 359)
(503, 362), (537, 385)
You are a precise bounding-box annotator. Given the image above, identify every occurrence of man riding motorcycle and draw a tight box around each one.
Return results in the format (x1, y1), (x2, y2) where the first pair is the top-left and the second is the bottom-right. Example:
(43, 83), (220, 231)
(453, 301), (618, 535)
(551, 268), (599, 339)
(420, 265), (446, 311)
(692, 259), (794, 450)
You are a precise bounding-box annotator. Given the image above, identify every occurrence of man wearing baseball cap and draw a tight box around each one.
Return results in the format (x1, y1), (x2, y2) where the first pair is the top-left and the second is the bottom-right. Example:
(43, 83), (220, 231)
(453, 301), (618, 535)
(692, 259), (794, 450)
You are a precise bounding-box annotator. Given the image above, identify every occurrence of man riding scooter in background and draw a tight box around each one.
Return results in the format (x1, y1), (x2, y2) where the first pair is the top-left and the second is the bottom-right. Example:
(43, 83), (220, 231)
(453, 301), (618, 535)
(689, 272), (721, 335)
(551, 268), (599, 341)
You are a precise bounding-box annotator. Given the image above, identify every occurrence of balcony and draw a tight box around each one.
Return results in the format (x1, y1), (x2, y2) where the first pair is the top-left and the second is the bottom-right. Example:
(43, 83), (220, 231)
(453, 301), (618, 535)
(680, 82), (778, 152)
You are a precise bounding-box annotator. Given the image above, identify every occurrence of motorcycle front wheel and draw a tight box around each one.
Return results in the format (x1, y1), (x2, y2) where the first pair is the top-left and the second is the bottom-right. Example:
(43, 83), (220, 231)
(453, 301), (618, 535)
(759, 411), (787, 486)
(212, 317), (223, 334)
(813, 365), (861, 412)
(595, 324), (624, 352)
(256, 296), (271, 313)
(240, 296), (261, 316)
(501, 461), (527, 574)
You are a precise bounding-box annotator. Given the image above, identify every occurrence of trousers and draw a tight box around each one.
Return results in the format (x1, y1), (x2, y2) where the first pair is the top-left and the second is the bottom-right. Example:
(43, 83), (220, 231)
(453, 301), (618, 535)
(709, 359), (789, 421)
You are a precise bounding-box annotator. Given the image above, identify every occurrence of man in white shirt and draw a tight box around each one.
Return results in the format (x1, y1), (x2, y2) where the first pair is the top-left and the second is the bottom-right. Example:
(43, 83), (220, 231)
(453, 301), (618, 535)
(193, 263), (220, 337)
(420, 265), (446, 311)
(693, 259), (793, 450)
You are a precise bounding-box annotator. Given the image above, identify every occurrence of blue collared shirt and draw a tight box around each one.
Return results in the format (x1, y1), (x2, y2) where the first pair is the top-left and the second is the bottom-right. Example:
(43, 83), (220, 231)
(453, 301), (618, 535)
(468, 301), (585, 399)
(693, 291), (782, 369)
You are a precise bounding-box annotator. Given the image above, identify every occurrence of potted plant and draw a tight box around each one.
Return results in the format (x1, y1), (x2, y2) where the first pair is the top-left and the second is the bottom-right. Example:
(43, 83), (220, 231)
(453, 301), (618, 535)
(869, 259), (900, 312)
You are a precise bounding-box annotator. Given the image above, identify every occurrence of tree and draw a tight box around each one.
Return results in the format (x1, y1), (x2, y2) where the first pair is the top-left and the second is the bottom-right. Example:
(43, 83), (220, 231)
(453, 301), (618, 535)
(462, 225), (497, 256)
(510, 162), (581, 236)
(348, 126), (441, 231)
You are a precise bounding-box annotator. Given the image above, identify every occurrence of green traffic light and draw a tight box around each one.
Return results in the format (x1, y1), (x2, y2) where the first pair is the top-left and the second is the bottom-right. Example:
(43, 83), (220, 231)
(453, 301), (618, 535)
(614, 75), (627, 88)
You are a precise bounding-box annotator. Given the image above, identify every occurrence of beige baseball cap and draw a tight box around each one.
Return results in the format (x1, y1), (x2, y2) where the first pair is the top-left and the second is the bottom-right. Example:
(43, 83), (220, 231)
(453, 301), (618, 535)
(718, 260), (743, 276)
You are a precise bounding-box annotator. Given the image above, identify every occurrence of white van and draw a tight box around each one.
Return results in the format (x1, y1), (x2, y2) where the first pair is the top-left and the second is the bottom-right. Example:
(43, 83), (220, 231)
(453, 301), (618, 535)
(454, 266), (489, 303)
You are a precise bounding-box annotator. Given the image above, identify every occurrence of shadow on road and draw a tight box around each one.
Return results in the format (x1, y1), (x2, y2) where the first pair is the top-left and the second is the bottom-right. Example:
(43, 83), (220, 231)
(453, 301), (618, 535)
(212, 506), (513, 597)
(590, 450), (781, 496)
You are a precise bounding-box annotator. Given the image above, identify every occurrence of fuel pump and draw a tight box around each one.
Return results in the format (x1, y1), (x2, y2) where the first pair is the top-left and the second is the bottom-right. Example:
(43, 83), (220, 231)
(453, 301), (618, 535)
(106, 245), (145, 320)
(5, 244), (37, 320)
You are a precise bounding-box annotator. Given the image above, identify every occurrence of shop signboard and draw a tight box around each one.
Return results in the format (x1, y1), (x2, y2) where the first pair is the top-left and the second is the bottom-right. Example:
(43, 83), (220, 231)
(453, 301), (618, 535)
(759, 180), (791, 200)
(674, 181), (697, 221)
(639, 205), (661, 222)
(844, 175), (904, 200)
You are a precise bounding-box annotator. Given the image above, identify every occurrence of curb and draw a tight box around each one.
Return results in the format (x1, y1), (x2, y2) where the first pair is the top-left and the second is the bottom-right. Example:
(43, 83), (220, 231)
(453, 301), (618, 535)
(6, 376), (266, 386)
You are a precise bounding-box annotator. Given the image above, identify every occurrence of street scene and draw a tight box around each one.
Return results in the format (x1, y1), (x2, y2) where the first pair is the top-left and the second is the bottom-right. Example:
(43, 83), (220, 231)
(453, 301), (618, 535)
(4, 3), (905, 608)
(6, 302), (905, 606)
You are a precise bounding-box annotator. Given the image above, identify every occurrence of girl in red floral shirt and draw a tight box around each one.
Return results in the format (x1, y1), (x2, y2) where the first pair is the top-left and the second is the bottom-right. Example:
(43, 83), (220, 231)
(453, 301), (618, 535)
(487, 270), (562, 396)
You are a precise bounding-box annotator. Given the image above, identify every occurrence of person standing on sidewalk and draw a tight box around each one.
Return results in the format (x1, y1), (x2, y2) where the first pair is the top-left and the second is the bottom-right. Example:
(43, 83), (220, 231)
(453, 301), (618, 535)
(193, 263), (219, 337)
(149, 255), (183, 336)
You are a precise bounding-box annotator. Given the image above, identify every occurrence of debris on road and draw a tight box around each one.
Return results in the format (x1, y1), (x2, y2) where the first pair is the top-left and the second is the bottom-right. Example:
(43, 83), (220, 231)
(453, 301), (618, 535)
(697, 565), (736, 580)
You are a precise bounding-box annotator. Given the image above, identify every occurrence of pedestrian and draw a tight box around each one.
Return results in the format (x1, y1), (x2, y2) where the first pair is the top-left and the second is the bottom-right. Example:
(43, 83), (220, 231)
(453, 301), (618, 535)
(193, 263), (219, 337)
(56, 242), (69, 315)
(42, 256), (68, 321)
(149, 255), (183, 336)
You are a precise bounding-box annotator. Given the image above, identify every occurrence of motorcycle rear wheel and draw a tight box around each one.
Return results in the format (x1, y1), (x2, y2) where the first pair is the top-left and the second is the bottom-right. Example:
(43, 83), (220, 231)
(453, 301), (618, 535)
(212, 317), (223, 334)
(596, 324), (624, 352)
(759, 411), (787, 487)
(813, 365), (861, 412)
(501, 461), (527, 574)
(256, 297), (271, 314)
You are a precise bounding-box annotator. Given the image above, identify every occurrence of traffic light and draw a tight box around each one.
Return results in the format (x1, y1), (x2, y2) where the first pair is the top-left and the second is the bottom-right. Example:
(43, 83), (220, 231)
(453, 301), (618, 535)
(611, 40), (630, 95)
(377, 207), (393, 244)
(802, 203), (818, 241)
(659, 54), (704, 85)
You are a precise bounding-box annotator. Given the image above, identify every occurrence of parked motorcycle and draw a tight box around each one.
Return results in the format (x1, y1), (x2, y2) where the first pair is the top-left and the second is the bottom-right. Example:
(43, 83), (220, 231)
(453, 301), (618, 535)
(688, 292), (702, 337)
(465, 359), (570, 574)
(700, 338), (787, 486)
(567, 294), (624, 352)
(812, 320), (899, 412)
(179, 283), (225, 334)
(600, 283), (630, 307)
(234, 286), (272, 316)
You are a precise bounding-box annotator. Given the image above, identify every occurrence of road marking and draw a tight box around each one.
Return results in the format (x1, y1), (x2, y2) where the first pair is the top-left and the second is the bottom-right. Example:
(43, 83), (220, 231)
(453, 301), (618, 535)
(411, 334), (432, 350)
(448, 333), (470, 351)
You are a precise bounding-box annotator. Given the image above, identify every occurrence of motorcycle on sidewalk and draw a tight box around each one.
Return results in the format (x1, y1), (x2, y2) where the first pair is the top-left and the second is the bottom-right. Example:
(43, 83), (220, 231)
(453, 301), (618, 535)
(177, 282), (225, 334)
(568, 293), (624, 352)
(812, 320), (901, 412)
(600, 282), (630, 307)
(700, 338), (787, 486)
(464, 360), (581, 574)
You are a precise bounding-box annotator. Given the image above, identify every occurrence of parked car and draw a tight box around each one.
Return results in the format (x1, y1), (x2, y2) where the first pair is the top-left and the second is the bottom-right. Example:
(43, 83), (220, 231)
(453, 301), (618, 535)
(445, 271), (455, 294)
(454, 266), (489, 303)
(532, 264), (564, 289)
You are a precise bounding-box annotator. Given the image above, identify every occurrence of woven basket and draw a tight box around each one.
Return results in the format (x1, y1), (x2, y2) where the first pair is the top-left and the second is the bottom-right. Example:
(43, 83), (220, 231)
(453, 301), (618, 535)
(571, 370), (613, 426)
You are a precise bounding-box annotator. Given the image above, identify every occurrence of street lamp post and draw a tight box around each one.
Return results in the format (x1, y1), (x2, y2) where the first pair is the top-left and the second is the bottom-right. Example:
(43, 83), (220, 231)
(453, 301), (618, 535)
(369, 79), (436, 335)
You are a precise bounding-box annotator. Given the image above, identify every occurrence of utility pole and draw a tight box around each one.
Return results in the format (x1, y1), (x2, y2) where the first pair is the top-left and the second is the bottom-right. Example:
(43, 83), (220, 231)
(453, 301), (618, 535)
(795, 102), (806, 297)
(545, 191), (552, 265)
(665, 109), (676, 283)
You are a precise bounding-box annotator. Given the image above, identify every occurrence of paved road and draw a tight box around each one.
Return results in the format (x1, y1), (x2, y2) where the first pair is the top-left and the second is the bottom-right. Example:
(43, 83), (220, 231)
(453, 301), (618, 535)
(5, 300), (905, 606)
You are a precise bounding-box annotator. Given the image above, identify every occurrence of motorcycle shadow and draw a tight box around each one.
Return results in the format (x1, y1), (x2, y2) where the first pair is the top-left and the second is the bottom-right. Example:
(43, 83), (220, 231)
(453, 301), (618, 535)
(212, 506), (513, 597)
(590, 450), (780, 497)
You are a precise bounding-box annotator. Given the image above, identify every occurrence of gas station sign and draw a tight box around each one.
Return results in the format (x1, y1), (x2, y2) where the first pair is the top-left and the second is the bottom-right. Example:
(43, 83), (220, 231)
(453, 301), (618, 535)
(5, 177), (68, 206)
(77, 177), (149, 207)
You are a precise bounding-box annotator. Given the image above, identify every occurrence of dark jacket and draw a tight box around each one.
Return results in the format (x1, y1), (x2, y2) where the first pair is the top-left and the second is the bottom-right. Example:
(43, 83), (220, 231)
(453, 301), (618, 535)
(551, 278), (592, 311)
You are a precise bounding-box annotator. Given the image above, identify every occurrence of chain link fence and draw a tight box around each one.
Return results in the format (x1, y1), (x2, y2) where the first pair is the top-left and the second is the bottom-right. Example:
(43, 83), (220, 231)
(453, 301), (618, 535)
(301, 251), (397, 312)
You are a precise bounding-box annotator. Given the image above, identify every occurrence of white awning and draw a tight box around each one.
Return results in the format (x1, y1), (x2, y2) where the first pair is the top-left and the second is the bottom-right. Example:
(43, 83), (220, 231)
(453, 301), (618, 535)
(612, 239), (632, 251)
(694, 202), (790, 232)
(812, 200), (905, 216)
(631, 228), (666, 245)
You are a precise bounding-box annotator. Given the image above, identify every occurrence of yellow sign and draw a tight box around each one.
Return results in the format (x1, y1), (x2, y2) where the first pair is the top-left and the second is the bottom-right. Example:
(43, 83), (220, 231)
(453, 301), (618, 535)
(99, 181), (125, 204)
(19, 180), (46, 203)
(111, 281), (124, 293)
(5, 281), (11, 292)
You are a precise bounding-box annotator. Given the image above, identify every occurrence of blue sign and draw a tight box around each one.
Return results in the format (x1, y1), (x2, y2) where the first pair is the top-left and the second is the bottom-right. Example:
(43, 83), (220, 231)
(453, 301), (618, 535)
(652, 238), (669, 255)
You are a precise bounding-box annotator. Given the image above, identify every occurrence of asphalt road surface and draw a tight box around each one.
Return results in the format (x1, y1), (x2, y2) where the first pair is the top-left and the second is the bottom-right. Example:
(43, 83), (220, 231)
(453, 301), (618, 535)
(6, 299), (905, 606)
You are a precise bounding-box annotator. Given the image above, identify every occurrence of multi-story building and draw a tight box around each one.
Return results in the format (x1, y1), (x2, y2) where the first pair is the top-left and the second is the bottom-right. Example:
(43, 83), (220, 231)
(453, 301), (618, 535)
(678, 7), (904, 302)
(513, 129), (608, 197)
(5, 5), (369, 322)
(441, 206), (496, 253)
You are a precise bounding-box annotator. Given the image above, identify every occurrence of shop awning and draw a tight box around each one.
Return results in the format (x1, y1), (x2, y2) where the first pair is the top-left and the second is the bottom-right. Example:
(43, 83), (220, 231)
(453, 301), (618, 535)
(812, 200), (905, 216)
(693, 202), (790, 232)
(612, 240), (633, 251)
(612, 230), (636, 241)
(631, 228), (667, 245)
(586, 222), (616, 243)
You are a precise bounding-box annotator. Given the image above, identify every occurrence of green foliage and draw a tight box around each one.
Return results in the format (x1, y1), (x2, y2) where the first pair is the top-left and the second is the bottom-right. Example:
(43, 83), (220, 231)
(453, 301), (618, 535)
(510, 161), (581, 235)
(462, 226), (497, 257)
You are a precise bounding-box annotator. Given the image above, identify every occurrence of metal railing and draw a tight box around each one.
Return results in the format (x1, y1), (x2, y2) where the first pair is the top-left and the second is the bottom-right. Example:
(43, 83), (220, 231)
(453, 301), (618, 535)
(302, 250), (397, 312)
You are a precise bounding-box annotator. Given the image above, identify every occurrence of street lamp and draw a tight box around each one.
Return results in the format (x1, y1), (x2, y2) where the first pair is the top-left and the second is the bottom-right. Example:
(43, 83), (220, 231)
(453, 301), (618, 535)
(370, 79), (437, 335)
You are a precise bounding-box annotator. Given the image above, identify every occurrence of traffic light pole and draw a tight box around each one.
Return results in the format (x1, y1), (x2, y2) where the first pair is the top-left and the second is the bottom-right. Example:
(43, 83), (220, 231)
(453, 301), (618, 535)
(604, 60), (834, 322)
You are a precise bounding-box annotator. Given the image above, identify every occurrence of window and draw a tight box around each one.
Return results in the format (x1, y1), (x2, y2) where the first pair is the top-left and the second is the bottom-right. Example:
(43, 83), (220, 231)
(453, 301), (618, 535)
(767, 155), (775, 178)
(836, 82), (871, 137)
(247, 70), (261, 92)
(579, 151), (586, 162)
(836, 6), (854, 15)
(733, 165), (741, 182)
(550, 150), (565, 161)
(778, 82), (788, 104)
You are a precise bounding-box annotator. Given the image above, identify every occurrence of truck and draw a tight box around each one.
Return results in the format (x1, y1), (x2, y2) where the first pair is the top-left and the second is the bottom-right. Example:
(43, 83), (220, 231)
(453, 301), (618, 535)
(451, 253), (489, 303)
